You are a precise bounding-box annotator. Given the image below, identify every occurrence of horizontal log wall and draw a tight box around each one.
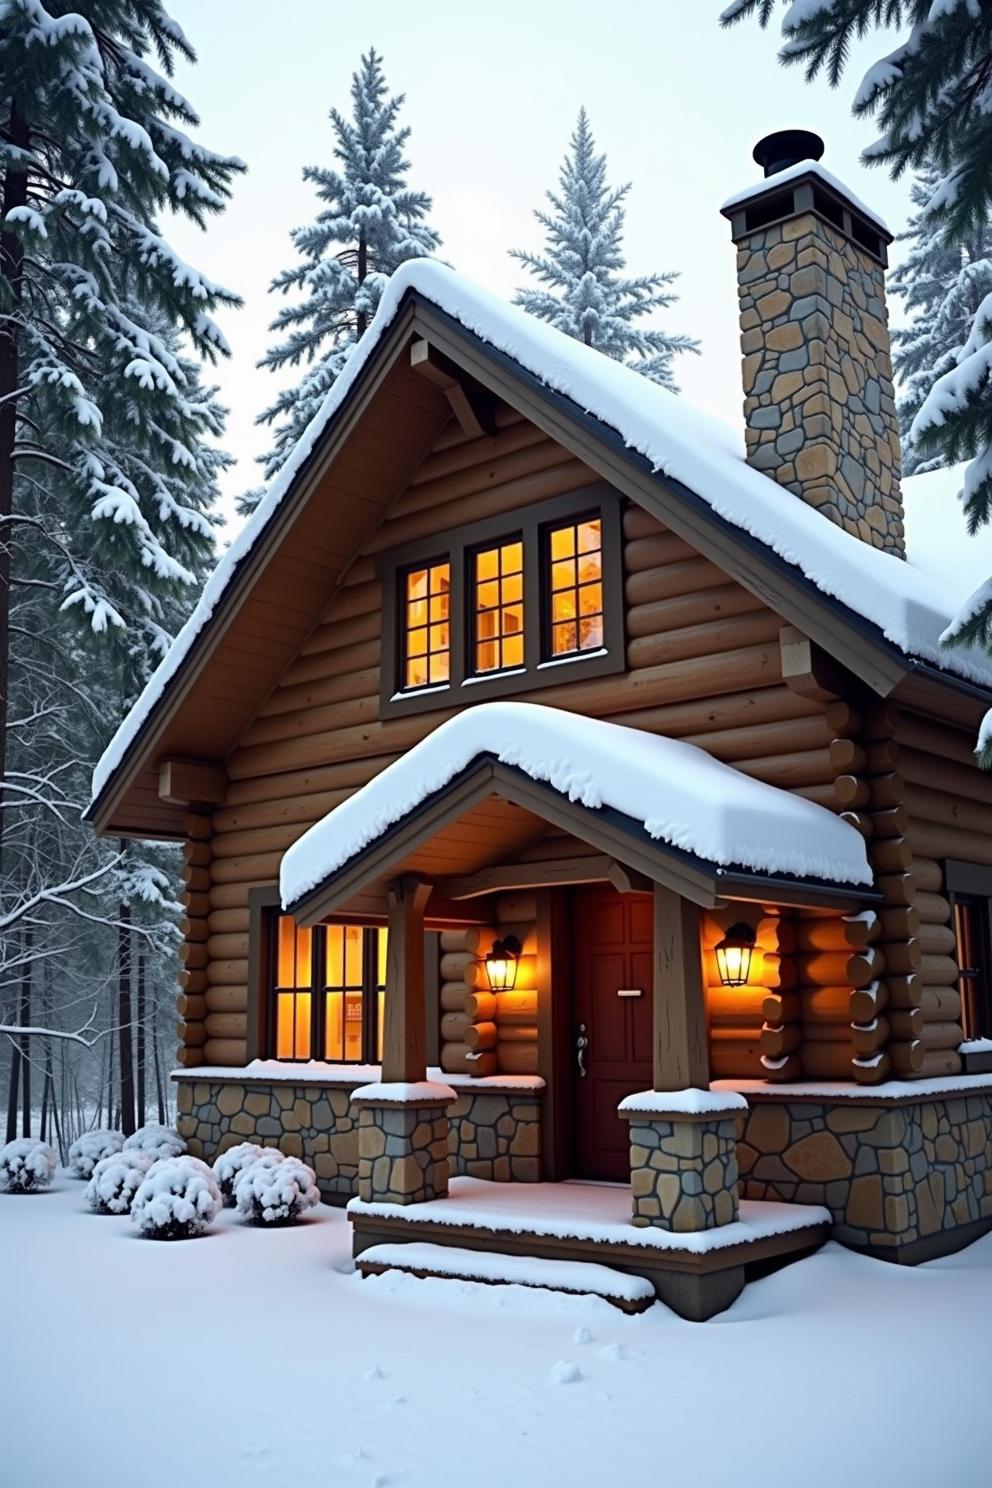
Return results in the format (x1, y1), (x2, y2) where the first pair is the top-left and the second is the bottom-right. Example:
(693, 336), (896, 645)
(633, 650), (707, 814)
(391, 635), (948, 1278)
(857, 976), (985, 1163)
(702, 911), (789, 1081)
(438, 925), (498, 1077)
(182, 409), (834, 1067)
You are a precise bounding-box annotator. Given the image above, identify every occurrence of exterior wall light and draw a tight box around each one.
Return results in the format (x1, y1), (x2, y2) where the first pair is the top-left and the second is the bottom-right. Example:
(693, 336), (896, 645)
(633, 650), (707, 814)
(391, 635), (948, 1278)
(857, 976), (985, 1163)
(484, 935), (521, 993)
(714, 923), (756, 988)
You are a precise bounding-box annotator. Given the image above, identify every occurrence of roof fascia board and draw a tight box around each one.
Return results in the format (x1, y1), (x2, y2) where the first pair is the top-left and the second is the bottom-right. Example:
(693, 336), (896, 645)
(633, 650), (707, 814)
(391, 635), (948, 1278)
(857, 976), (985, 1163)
(409, 301), (912, 701)
(87, 301), (421, 835)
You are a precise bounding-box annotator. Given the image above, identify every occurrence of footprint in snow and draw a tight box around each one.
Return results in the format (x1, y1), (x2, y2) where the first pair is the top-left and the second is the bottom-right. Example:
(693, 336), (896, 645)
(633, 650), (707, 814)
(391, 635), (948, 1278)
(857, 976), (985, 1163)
(549, 1358), (582, 1385)
(598, 1342), (626, 1363)
(362, 1364), (384, 1381)
(573, 1326), (593, 1345)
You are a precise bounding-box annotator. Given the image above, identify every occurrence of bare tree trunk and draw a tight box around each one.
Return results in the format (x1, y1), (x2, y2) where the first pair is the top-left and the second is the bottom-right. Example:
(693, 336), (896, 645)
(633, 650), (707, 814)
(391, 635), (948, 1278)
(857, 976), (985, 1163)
(152, 1018), (165, 1125)
(356, 232), (368, 338)
(19, 923), (31, 1136)
(0, 101), (28, 892)
(136, 947), (146, 1125)
(5, 1040), (19, 1142)
(117, 873), (136, 1135)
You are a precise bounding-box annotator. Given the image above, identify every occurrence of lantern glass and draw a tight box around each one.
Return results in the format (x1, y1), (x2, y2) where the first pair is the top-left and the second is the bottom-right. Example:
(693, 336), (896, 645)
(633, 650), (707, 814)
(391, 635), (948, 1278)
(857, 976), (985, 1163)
(715, 924), (755, 988)
(484, 936), (520, 993)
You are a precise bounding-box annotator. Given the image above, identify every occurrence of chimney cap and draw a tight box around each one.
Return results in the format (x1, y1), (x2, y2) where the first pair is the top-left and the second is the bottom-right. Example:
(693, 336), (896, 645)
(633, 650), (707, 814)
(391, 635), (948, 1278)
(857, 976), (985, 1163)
(753, 130), (825, 178)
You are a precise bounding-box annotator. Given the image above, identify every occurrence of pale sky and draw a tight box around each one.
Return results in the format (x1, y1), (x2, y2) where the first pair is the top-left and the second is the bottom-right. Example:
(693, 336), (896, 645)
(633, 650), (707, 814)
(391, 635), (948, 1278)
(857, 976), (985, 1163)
(165, 1), (914, 531)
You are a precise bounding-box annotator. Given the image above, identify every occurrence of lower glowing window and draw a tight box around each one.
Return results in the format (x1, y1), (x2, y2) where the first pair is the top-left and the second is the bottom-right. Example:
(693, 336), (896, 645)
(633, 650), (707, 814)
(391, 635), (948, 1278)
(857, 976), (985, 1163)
(547, 517), (603, 657)
(269, 916), (388, 1063)
(474, 539), (524, 673)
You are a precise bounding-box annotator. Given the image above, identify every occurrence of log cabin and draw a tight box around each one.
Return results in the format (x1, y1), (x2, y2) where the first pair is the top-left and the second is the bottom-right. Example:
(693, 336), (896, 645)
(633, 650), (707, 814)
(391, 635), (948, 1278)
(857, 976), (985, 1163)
(87, 130), (992, 1318)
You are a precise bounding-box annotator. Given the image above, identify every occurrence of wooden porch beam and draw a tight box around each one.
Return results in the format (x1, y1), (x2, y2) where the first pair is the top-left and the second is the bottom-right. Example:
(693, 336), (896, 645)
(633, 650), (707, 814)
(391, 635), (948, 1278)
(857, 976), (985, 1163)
(158, 757), (227, 809)
(652, 884), (709, 1091)
(410, 338), (492, 438)
(382, 875), (433, 1083)
(779, 625), (848, 705)
(437, 853), (637, 900)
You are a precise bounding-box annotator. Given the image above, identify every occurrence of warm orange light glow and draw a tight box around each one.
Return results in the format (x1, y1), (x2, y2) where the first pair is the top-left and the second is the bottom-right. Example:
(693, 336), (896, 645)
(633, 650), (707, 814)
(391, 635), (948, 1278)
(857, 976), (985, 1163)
(474, 540), (524, 673)
(485, 936), (521, 992)
(714, 924), (756, 988)
(548, 518), (603, 656)
(404, 562), (450, 688)
(276, 990), (311, 1059)
(276, 916), (312, 989)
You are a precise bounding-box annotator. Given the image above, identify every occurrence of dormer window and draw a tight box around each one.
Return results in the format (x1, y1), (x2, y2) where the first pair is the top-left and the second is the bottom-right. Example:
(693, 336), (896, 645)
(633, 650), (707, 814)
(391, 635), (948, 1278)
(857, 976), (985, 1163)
(378, 484), (624, 718)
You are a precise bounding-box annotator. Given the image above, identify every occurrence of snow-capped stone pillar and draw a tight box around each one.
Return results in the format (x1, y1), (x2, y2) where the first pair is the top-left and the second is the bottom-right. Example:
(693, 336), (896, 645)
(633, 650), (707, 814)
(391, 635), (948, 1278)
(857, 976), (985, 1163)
(352, 1082), (456, 1205)
(619, 1091), (748, 1232)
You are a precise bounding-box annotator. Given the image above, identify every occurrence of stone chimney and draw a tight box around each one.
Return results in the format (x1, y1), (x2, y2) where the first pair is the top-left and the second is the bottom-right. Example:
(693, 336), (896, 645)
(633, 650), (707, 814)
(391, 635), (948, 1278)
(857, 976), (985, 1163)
(720, 130), (904, 555)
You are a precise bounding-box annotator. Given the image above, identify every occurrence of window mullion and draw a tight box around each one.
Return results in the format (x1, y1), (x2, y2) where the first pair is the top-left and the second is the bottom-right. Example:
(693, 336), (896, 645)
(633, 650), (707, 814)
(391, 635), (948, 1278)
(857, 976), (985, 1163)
(312, 926), (324, 1062)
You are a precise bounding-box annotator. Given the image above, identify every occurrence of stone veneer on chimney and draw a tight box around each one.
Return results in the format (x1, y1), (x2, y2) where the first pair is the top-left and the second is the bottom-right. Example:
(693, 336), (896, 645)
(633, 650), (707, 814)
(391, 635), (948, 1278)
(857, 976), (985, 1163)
(721, 135), (905, 556)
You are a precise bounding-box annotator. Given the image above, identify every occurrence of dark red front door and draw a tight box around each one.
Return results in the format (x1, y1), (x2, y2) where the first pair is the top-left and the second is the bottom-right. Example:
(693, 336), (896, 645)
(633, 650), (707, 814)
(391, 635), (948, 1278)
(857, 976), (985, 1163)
(572, 888), (653, 1181)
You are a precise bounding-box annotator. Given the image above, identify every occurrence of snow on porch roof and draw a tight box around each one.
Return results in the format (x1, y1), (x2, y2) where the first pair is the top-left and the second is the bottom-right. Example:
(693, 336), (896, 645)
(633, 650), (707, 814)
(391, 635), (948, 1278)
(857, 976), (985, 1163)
(278, 702), (873, 911)
(90, 257), (992, 815)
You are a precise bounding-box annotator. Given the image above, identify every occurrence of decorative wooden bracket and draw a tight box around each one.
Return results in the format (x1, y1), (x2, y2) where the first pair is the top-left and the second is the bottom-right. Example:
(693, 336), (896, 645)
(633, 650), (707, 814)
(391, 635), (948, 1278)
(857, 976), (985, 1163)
(410, 338), (494, 438)
(779, 625), (848, 704)
(158, 757), (227, 809)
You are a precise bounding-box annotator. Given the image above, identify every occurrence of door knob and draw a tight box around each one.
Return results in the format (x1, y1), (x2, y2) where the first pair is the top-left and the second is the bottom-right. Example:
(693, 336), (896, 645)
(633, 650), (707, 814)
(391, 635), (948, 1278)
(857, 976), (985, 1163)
(576, 1023), (589, 1078)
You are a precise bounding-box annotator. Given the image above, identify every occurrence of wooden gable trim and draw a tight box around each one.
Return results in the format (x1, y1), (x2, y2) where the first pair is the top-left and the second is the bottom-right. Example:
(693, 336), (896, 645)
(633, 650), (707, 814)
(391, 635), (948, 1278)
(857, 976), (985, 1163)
(287, 754), (876, 928)
(86, 300), (425, 836)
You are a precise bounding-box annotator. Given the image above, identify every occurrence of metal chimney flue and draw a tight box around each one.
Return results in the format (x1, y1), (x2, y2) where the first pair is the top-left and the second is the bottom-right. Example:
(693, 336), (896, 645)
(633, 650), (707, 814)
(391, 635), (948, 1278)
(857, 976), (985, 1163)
(752, 129), (825, 178)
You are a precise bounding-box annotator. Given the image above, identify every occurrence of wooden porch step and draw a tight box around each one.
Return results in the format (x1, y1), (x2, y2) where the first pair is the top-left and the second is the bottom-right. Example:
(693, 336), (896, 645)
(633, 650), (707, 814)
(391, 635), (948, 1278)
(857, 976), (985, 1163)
(357, 1241), (656, 1314)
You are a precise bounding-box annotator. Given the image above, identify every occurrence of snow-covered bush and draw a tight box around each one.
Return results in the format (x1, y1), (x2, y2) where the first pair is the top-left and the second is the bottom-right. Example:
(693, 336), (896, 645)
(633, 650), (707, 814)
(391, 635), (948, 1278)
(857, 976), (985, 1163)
(122, 1124), (186, 1160)
(235, 1155), (320, 1226)
(130, 1156), (221, 1240)
(0, 1138), (56, 1194)
(84, 1150), (156, 1215)
(213, 1142), (265, 1205)
(68, 1129), (124, 1179)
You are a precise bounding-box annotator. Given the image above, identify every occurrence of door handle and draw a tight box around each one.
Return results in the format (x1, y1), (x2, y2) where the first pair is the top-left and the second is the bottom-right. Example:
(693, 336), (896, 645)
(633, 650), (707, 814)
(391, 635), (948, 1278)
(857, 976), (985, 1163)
(576, 1023), (589, 1078)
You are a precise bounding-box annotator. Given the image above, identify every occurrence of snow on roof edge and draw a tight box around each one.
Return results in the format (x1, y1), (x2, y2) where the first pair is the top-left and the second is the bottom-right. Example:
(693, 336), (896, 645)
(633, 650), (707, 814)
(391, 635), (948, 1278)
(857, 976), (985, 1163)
(90, 258), (992, 814)
(279, 702), (873, 908)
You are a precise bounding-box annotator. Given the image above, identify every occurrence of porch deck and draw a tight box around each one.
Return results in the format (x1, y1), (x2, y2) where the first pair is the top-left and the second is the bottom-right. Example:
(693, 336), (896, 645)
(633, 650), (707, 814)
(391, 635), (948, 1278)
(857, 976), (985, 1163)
(349, 1177), (831, 1320)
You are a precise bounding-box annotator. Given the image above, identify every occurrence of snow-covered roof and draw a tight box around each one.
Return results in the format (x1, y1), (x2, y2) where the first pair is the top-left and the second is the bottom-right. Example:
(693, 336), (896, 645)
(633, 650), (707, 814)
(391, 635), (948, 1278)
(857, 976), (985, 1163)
(720, 159), (891, 235)
(279, 701), (873, 909)
(90, 258), (992, 814)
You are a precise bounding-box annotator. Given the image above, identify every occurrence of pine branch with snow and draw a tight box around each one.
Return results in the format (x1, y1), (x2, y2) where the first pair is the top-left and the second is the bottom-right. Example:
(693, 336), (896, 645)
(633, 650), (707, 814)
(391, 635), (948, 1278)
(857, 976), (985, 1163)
(253, 47), (440, 485)
(511, 109), (698, 390)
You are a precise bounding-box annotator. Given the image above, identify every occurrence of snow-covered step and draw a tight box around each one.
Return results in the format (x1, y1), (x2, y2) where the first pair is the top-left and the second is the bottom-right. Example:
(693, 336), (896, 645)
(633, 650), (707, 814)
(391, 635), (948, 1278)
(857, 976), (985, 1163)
(357, 1242), (656, 1313)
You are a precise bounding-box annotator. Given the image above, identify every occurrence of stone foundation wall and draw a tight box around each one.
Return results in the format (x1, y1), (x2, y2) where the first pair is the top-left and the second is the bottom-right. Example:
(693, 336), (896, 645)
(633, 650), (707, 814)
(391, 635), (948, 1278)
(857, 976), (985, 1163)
(626, 1115), (739, 1232)
(738, 1092), (992, 1254)
(175, 1078), (360, 1199)
(357, 1101), (450, 1204)
(448, 1091), (542, 1182)
(175, 1078), (545, 1200)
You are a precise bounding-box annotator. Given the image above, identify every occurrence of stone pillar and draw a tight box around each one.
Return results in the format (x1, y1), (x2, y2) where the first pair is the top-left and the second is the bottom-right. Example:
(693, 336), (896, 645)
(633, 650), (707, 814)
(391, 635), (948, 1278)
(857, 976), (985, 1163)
(353, 1082), (455, 1205)
(619, 1092), (747, 1232)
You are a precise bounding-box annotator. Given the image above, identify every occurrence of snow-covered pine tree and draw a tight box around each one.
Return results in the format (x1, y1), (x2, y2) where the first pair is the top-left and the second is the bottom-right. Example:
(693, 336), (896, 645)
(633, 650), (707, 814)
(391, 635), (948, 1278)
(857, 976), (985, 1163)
(255, 47), (440, 485)
(511, 109), (698, 390)
(0, 1), (243, 838)
(891, 171), (992, 473)
(0, 3), (238, 1134)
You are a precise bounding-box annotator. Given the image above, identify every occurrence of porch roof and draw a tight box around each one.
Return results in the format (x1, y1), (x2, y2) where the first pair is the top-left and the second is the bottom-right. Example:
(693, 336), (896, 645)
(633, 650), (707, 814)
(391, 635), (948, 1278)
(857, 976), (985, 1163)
(281, 702), (875, 923)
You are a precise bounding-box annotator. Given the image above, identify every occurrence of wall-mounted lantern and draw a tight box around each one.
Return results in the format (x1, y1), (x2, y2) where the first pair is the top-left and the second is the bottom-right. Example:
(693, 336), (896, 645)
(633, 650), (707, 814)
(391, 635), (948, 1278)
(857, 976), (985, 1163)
(484, 935), (521, 993)
(714, 923), (756, 988)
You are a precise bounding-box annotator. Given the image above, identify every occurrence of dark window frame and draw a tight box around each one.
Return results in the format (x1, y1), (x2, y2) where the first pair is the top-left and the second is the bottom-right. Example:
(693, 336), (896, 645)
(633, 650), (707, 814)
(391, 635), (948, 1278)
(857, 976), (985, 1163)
(377, 484), (625, 719)
(946, 860), (992, 1041)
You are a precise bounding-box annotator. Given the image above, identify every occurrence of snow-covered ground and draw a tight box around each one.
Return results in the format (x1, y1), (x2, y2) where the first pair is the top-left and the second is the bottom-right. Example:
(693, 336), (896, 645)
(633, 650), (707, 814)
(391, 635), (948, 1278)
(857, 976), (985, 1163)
(3, 1177), (990, 1488)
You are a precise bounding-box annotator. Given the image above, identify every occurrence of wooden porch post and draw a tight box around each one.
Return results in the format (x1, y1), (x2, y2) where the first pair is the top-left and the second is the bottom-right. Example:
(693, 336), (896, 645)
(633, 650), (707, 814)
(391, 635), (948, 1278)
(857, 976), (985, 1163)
(382, 875), (432, 1083)
(652, 884), (709, 1090)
